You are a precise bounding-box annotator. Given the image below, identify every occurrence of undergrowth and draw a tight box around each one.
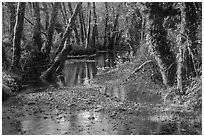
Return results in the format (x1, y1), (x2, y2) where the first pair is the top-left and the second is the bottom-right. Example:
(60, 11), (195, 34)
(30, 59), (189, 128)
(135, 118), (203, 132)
(162, 76), (202, 113)
(2, 71), (22, 100)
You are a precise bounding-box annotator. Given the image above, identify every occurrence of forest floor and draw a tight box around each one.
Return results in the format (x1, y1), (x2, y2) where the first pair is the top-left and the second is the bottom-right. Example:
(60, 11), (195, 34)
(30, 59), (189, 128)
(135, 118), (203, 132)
(2, 60), (202, 135)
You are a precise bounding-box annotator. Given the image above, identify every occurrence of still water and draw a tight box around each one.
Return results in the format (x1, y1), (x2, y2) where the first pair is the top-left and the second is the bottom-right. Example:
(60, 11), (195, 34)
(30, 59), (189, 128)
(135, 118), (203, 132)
(57, 51), (128, 86)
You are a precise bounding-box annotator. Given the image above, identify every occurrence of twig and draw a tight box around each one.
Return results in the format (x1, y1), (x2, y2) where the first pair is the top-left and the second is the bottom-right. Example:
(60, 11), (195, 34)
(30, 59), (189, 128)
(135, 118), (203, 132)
(24, 16), (47, 36)
(24, 16), (34, 26)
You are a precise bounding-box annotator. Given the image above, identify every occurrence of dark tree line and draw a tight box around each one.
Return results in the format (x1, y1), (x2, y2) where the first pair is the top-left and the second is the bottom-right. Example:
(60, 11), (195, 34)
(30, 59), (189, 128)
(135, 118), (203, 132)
(2, 2), (202, 95)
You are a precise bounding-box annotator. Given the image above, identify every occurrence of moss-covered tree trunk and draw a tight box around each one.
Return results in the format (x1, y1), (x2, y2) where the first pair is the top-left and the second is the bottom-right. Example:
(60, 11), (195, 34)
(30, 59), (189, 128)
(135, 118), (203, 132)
(146, 3), (178, 87)
(42, 2), (60, 56)
(32, 2), (42, 51)
(41, 3), (82, 82)
(10, 2), (26, 72)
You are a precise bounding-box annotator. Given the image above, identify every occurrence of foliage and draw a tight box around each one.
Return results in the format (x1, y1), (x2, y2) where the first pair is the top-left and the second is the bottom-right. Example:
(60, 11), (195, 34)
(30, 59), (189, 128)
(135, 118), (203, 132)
(184, 76), (202, 111)
(2, 71), (22, 95)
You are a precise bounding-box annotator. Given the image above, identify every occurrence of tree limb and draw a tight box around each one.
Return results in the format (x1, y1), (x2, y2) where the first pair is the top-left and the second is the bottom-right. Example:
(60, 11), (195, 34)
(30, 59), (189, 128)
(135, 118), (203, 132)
(120, 60), (154, 85)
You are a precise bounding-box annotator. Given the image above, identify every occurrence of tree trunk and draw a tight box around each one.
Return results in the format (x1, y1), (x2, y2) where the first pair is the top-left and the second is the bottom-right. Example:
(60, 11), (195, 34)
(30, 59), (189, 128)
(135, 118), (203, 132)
(177, 3), (186, 94)
(103, 2), (109, 48)
(85, 2), (92, 48)
(146, 3), (177, 87)
(127, 9), (142, 56)
(81, 7), (87, 41)
(60, 3), (67, 26)
(184, 2), (201, 77)
(2, 44), (9, 69)
(78, 4), (86, 46)
(108, 11), (120, 51)
(2, 4), (7, 35)
(41, 3), (82, 82)
(11, 2), (26, 72)
(6, 2), (16, 40)
(91, 2), (99, 47)
(42, 2), (60, 56)
(68, 2), (80, 45)
(32, 2), (43, 51)
(62, 2), (68, 23)
(177, 2), (201, 94)
(42, 3), (49, 31)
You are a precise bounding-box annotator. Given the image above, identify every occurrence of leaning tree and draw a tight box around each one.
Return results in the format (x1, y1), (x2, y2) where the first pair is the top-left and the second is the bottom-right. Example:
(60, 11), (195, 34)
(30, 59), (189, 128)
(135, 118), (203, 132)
(40, 2), (82, 82)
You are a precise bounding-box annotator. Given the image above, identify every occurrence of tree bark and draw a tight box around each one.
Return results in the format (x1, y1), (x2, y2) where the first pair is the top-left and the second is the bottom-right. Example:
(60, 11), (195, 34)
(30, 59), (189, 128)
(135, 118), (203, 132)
(41, 2), (60, 56)
(85, 2), (92, 48)
(78, 4), (86, 46)
(41, 3), (82, 82)
(60, 3), (67, 26)
(2, 3), (7, 35)
(11, 2), (26, 72)
(91, 2), (99, 47)
(67, 2), (80, 45)
(2, 44), (9, 69)
(103, 2), (109, 48)
(32, 2), (43, 51)
(42, 3), (49, 30)
(6, 2), (16, 40)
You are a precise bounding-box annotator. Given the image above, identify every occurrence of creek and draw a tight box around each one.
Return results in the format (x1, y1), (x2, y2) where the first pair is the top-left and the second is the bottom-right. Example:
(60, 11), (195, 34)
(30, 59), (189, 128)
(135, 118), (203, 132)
(2, 51), (201, 135)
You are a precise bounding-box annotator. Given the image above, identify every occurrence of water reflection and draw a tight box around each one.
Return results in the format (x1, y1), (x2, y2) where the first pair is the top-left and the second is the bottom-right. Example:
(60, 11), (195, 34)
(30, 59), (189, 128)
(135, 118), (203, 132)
(57, 51), (127, 87)
(59, 62), (97, 86)
(19, 110), (121, 135)
(4, 108), (200, 135)
(105, 85), (161, 104)
(95, 52), (117, 69)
